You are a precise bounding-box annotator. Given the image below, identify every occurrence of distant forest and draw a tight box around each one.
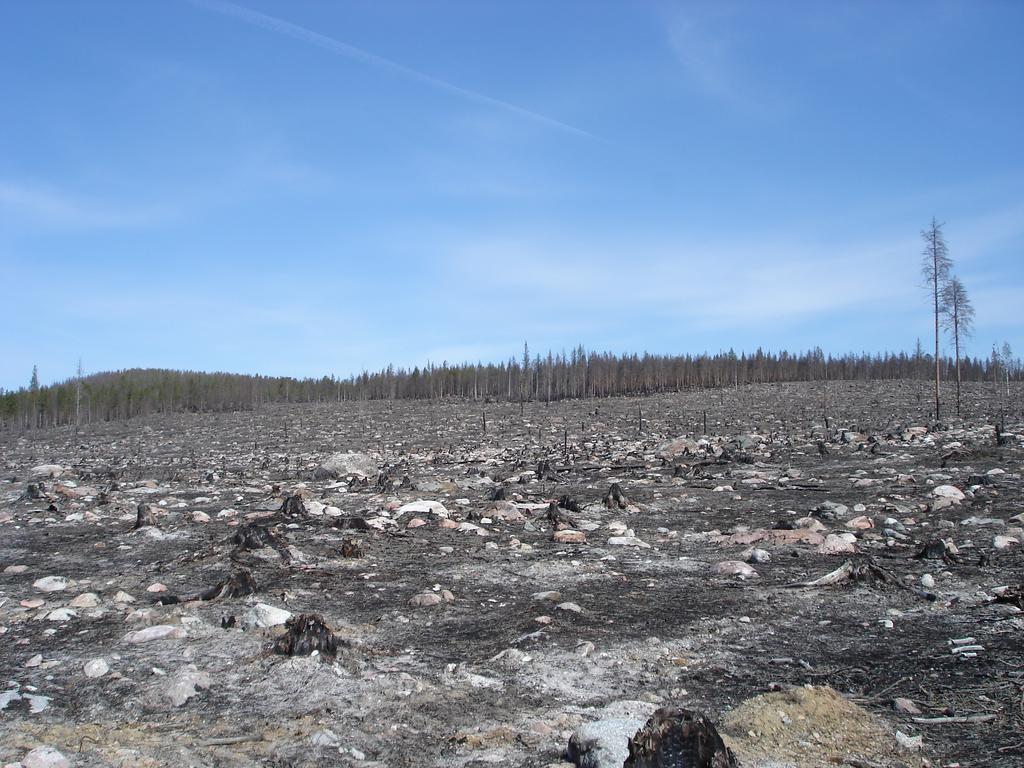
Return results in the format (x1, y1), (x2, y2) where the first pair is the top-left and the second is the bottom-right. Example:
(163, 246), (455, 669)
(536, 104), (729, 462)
(2, 345), (1019, 431)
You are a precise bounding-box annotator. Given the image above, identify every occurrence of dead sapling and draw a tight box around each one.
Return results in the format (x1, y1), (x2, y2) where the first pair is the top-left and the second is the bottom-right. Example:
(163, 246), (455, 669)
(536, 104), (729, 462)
(603, 483), (629, 510)
(619, 707), (737, 768)
(133, 503), (158, 530)
(489, 485), (507, 502)
(273, 614), (341, 659)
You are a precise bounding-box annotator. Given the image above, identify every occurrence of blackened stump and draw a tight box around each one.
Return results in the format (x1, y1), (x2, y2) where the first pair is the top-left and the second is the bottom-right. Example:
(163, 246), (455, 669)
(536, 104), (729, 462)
(273, 614), (339, 659)
(624, 708), (737, 768)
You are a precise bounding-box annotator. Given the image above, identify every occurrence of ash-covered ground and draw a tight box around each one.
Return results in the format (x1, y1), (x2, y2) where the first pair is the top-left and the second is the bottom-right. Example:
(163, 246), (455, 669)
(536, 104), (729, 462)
(1, 381), (1022, 768)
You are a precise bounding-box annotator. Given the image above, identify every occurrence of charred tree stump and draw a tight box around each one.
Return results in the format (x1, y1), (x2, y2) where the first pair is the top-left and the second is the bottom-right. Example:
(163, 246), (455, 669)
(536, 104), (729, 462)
(134, 503), (158, 529)
(340, 539), (364, 558)
(603, 483), (629, 510)
(273, 614), (340, 659)
(279, 495), (307, 518)
(558, 495), (581, 514)
(202, 569), (257, 600)
(547, 501), (577, 530)
(622, 708), (737, 768)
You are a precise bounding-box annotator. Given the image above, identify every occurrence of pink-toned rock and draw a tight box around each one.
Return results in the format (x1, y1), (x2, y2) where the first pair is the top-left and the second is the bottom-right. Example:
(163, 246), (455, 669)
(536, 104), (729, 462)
(438, 519), (459, 529)
(406, 517), (427, 529)
(409, 592), (443, 607)
(818, 533), (858, 555)
(710, 561), (759, 579)
(846, 515), (874, 530)
(552, 529), (586, 544)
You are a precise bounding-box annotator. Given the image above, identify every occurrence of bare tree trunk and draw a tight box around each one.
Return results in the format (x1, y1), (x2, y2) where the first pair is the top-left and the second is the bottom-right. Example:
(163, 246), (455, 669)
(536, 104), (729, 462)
(954, 313), (961, 417)
(933, 266), (941, 421)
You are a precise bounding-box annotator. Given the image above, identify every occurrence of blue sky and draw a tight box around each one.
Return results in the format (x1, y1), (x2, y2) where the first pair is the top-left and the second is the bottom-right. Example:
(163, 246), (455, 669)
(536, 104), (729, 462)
(2, 0), (1022, 389)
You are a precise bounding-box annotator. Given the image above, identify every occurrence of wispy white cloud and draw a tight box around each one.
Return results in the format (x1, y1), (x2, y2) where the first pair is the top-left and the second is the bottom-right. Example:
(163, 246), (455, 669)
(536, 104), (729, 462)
(665, 6), (784, 117)
(0, 180), (175, 229)
(185, 0), (596, 140)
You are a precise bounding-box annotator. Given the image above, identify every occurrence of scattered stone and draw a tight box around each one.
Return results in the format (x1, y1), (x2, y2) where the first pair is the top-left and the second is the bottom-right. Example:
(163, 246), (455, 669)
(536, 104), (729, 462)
(84, 658), (109, 678)
(33, 576), (69, 593)
(22, 746), (70, 768)
(244, 602), (292, 629)
(125, 625), (186, 643)
(710, 561), (758, 579)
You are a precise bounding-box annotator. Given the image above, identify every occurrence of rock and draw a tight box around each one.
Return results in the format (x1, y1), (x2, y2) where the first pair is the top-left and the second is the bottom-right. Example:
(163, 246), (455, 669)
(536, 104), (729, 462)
(920, 574), (936, 589)
(314, 451), (377, 480)
(69, 593), (100, 608)
(165, 665), (212, 707)
(567, 718), (645, 768)
(33, 576), (69, 593)
(893, 697), (921, 715)
(26, 654), (43, 667)
(814, 501), (849, 519)
(29, 464), (64, 478)
(743, 548), (771, 563)
(557, 602), (583, 613)
(125, 625), (186, 643)
(113, 591), (136, 603)
(710, 561), (758, 579)
(22, 747), (70, 768)
(396, 500), (450, 519)
(932, 485), (964, 501)
(655, 437), (700, 459)
(817, 533), (857, 555)
(243, 603), (292, 629)
(993, 535), (1019, 550)
(5, 564), (29, 574)
(607, 536), (650, 548)
(84, 658), (109, 678)
(146, 583), (167, 593)
(409, 592), (443, 607)
(533, 591), (562, 602)
(553, 529), (587, 544)
(46, 608), (76, 622)
(895, 730), (923, 751)
(191, 511), (211, 523)
(406, 517), (427, 529)
(845, 515), (873, 530)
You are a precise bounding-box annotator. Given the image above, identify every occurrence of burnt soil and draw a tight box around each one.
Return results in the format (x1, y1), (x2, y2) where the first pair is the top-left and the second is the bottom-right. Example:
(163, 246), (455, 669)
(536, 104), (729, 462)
(1, 381), (1022, 767)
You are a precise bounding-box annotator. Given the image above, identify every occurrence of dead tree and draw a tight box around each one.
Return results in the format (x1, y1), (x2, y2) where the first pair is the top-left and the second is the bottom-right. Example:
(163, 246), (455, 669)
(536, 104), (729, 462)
(921, 218), (952, 420)
(941, 275), (974, 416)
(134, 503), (158, 529)
(620, 708), (737, 768)
(603, 483), (629, 510)
(273, 614), (340, 658)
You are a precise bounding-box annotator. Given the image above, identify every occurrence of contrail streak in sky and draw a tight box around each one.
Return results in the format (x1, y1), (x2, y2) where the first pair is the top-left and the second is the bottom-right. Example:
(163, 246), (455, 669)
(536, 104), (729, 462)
(186, 0), (596, 139)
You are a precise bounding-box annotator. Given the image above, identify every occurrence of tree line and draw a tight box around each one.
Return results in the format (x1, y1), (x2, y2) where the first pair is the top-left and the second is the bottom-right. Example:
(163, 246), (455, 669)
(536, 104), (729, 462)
(2, 344), (1018, 431)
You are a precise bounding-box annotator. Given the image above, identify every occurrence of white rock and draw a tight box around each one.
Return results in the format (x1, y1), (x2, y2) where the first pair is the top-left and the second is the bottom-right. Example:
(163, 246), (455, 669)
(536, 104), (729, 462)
(84, 658), (109, 678)
(607, 536), (650, 548)
(316, 451), (377, 479)
(993, 535), (1019, 550)
(113, 591), (135, 603)
(932, 485), (965, 501)
(396, 500), (450, 519)
(243, 603), (292, 629)
(191, 511), (211, 523)
(33, 576), (69, 593)
(165, 665), (211, 707)
(920, 574), (936, 589)
(46, 608), (76, 622)
(557, 602), (583, 613)
(125, 625), (186, 643)
(22, 746), (70, 768)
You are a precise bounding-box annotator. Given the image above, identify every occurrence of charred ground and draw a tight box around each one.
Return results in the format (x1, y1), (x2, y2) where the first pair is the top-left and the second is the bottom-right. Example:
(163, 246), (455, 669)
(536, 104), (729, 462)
(1, 381), (1022, 767)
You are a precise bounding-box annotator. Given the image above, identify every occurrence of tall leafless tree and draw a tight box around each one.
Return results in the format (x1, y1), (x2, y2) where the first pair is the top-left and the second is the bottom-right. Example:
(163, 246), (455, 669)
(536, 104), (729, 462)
(941, 276), (974, 416)
(921, 218), (952, 420)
